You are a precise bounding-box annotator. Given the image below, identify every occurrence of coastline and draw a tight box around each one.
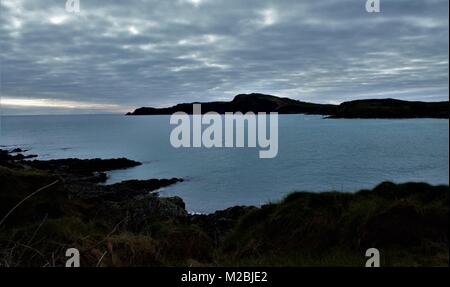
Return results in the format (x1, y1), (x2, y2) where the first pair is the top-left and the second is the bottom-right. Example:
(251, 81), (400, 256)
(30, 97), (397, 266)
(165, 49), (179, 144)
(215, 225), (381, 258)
(0, 148), (448, 266)
(127, 94), (450, 119)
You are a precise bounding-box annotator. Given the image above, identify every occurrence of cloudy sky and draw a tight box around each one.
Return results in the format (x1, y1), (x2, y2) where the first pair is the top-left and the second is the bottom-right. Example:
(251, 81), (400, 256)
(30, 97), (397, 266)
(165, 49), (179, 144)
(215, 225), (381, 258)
(0, 0), (448, 115)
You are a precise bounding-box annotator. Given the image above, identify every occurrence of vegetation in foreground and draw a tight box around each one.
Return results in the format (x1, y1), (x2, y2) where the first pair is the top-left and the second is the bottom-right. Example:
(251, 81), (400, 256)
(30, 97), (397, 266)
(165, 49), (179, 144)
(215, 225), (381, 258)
(0, 149), (448, 267)
(222, 182), (448, 266)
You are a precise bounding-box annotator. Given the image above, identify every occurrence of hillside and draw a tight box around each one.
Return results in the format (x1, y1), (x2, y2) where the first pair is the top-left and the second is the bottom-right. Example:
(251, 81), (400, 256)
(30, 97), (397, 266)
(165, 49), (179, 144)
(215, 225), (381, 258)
(127, 93), (338, 115)
(328, 98), (449, 119)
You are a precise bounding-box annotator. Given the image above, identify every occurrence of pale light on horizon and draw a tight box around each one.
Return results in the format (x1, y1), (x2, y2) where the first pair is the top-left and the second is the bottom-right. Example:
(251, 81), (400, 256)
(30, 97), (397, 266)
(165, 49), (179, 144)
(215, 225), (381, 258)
(1, 97), (126, 112)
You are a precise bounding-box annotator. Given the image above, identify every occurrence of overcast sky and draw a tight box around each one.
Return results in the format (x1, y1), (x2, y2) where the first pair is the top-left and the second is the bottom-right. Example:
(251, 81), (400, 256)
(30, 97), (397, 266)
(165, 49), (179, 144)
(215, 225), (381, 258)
(0, 0), (448, 115)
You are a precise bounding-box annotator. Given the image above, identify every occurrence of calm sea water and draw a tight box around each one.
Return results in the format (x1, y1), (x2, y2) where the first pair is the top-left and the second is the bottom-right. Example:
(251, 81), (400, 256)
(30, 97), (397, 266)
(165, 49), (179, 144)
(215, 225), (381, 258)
(0, 114), (448, 213)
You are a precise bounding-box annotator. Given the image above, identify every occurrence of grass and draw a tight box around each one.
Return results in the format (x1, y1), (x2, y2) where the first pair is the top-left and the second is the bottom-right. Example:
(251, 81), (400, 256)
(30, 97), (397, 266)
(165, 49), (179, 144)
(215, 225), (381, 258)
(0, 165), (448, 267)
(219, 182), (449, 266)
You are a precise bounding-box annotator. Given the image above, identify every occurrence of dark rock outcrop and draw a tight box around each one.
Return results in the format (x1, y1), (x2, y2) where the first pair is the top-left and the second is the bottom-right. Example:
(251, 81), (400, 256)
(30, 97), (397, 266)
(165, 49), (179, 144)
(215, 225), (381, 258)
(23, 157), (142, 183)
(0, 149), (37, 164)
(10, 148), (27, 153)
(73, 178), (184, 202)
(0, 149), (186, 234)
(27, 157), (142, 174)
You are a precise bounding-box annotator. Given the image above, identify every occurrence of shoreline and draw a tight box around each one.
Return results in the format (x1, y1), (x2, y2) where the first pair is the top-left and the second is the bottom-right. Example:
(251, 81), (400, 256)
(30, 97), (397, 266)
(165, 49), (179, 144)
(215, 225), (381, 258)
(0, 147), (448, 266)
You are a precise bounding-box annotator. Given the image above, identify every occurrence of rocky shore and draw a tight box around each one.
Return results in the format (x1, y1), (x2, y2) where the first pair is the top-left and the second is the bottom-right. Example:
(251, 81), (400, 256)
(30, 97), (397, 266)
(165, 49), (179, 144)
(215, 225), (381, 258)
(0, 148), (448, 267)
(0, 148), (251, 266)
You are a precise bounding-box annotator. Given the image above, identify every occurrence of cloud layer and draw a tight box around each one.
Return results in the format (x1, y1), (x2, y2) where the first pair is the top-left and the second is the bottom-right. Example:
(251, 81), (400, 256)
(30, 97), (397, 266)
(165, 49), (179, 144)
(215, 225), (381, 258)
(1, 0), (448, 114)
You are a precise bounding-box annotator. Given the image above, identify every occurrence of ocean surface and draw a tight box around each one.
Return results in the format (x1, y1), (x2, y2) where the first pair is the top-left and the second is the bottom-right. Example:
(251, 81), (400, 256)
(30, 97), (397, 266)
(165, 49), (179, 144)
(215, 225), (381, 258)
(1, 114), (448, 213)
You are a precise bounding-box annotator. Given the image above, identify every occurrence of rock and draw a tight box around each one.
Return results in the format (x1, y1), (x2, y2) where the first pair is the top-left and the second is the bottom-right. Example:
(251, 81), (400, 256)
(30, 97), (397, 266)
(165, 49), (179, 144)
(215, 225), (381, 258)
(75, 178), (184, 202)
(93, 192), (188, 232)
(165, 196), (186, 210)
(11, 148), (26, 153)
(0, 149), (37, 164)
(27, 157), (141, 174)
(190, 206), (257, 244)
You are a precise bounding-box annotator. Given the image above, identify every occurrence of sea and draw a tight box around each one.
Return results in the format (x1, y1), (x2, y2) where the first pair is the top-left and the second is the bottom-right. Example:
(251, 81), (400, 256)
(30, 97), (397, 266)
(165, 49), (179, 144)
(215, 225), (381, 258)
(1, 114), (448, 213)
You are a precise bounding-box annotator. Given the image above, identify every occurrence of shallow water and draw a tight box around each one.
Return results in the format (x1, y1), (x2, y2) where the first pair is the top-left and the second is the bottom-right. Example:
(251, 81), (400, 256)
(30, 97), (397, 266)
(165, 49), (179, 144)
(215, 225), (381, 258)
(1, 114), (448, 213)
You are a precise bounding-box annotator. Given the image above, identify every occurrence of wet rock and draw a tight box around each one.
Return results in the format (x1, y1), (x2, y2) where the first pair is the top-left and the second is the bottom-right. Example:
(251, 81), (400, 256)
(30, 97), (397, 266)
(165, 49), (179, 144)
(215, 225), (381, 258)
(26, 157), (142, 175)
(11, 148), (26, 153)
(0, 149), (37, 164)
(74, 178), (184, 202)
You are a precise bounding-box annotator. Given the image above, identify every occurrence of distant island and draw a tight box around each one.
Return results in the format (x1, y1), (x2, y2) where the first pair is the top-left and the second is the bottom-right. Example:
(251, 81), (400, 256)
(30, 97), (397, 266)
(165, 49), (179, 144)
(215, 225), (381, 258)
(127, 93), (449, 119)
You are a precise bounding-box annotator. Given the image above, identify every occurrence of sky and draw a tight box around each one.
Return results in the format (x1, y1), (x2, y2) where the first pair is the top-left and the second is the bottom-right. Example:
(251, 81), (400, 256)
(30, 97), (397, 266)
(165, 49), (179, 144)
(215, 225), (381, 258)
(0, 0), (448, 115)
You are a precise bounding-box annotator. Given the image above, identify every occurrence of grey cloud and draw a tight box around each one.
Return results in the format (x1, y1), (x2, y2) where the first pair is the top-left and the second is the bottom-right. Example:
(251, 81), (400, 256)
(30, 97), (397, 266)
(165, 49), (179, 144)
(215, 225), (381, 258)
(0, 0), (448, 114)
